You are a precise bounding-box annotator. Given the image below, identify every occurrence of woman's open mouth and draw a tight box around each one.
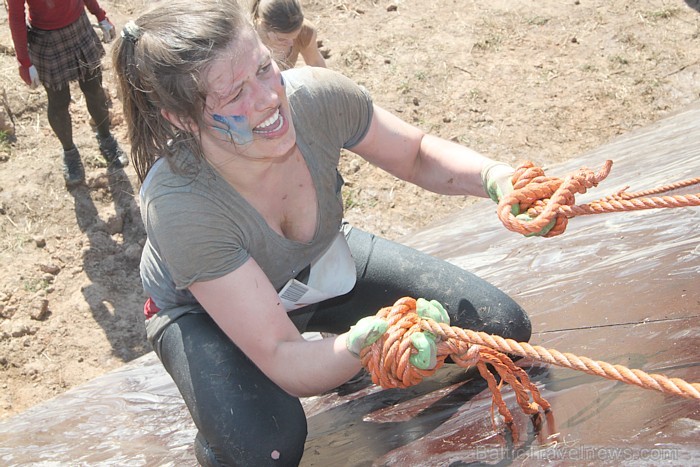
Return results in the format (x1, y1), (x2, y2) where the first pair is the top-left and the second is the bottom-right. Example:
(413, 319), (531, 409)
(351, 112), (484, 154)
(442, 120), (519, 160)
(253, 109), (284, 135)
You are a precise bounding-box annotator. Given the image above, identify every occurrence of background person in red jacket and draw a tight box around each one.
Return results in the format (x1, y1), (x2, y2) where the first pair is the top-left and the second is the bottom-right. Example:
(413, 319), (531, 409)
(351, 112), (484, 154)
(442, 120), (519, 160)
(8, 0), (128, 187)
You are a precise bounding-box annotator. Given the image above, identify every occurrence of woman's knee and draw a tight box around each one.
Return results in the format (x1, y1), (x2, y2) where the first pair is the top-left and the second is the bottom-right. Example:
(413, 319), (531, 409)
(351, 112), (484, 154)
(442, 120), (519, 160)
(452, 294), (531, 342)
(157, 313), (308, 466)
(45, 86), (71, 114)
(199, 411), (307, 466)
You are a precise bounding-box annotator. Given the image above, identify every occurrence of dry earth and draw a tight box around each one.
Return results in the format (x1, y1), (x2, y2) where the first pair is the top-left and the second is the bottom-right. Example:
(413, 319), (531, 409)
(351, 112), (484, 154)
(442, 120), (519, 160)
(0, 0), (699, 420)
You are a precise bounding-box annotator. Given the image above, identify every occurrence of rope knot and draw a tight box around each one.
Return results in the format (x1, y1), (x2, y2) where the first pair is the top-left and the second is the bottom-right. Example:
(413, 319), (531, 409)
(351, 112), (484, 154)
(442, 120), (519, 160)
(360, 297), (443, 388)
(360, 297), (552, 439)
(497, 160), (613, 237)
(495, 160), (699, 237)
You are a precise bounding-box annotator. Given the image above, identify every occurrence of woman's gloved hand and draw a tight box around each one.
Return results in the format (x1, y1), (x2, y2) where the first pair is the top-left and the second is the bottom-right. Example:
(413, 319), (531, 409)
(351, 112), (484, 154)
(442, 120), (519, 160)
(416, 298), (449, 324)
(410, 298), (450, 370)
(99, 18), (117, 43)
(345, 299), (451, 369)
(480, 161), (555, 237)
(409, 332), (438, 369)
(481, 161), (516, 207)
(19, 64), (40, 89)
(515, 212), (556, 237)
(345, 316), (388, 357)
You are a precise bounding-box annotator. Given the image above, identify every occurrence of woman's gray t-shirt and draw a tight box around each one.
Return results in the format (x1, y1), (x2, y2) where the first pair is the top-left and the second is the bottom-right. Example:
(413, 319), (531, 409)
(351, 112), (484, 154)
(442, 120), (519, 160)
(139, 67), (373, 339)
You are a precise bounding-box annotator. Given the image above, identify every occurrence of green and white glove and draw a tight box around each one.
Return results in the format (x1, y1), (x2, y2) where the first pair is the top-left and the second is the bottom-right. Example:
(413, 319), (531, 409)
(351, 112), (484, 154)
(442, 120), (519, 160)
(410, 332), (438, 370)
(410, 298), (451, 370)
(481, 161), (555, 236)
(481, 161), (516, 206)
(514, 212), (556, 237)
(416, 298), (450, 324)
(346, 316), (389, 358)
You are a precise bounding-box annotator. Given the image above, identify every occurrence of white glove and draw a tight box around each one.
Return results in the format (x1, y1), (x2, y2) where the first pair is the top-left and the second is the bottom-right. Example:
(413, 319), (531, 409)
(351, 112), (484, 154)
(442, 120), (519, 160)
(99, 19), (116, 44)
(27, 65), (40, 89)
(20, 64), (41, 89)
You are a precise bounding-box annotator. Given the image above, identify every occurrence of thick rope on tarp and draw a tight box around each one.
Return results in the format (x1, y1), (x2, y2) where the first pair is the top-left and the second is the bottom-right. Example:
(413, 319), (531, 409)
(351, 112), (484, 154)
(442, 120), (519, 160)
(360, 297), (700, 436)
(497, 160), (700, 237)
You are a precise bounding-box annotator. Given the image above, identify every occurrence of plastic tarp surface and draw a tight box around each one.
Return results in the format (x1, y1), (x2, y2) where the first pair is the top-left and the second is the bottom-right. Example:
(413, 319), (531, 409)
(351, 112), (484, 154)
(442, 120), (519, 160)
(1, 104), (699, 466)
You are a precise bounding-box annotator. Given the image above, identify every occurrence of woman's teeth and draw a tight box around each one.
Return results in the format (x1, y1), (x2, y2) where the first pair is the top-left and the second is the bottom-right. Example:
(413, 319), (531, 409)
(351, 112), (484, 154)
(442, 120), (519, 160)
(254, 110), (282, 133)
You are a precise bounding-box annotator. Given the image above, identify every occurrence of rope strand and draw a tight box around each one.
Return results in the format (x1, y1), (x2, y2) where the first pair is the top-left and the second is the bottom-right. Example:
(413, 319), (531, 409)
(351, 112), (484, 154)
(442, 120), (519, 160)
(360, 297), (700, 439)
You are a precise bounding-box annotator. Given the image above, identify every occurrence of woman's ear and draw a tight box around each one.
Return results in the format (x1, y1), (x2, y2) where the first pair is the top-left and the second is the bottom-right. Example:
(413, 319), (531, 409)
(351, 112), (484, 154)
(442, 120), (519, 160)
(161, 108), (198, 133)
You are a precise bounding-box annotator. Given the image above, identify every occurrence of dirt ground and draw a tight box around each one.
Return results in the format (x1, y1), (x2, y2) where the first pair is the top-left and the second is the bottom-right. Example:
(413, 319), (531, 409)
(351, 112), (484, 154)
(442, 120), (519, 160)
(0, 0), (699, 421)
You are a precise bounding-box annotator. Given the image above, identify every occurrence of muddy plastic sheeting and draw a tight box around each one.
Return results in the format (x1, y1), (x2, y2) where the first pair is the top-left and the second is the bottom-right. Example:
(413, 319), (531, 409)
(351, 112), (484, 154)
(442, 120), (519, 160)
(1, 103), (699, 466)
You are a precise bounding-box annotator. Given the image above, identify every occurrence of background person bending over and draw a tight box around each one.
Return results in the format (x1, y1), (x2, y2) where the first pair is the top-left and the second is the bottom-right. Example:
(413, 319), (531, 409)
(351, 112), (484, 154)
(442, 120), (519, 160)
(113, 1), (542, 465)
(8, 0), (129, 188)
(251, 0), (327, 70)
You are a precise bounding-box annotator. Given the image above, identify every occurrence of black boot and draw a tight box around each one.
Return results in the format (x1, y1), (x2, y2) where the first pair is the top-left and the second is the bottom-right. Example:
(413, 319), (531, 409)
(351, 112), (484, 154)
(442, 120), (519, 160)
(96, 133), (129, 169)
(62, 147), (85, 187)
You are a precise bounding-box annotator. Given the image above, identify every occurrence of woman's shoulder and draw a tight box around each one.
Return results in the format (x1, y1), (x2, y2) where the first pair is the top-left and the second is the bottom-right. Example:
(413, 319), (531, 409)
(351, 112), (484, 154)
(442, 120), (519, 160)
(285, 67), (370, 122)
(284, 66), (355, 94)
(301, 18), (318, 34)
(295, 19), (318, 48)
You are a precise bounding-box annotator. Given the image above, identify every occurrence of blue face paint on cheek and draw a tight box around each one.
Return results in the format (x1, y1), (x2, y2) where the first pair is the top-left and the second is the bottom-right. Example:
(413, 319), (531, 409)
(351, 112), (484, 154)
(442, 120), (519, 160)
(211, 114), (254, 145)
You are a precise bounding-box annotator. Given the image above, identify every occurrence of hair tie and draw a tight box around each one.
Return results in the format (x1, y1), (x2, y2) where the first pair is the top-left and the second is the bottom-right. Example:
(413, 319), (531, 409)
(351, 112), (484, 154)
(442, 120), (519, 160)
(121, 21), (142, 44)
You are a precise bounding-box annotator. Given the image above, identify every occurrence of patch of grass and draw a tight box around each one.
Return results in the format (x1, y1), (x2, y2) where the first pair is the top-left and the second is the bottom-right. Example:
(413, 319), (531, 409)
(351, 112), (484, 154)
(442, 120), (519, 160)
(467, 88), (482, 101)
(617, 32), (644, 49)
(343, 190), (359, 210)
(472, 34), (502, 52)
(642, 7), (681, 21)
(609, 55), (629, 66)
(397, 79), (412, 95)
(580, 63), (598, 73)
(23, 277), (50, 293)
(527, 16), (550, 26)
(640, 79), (663, 96)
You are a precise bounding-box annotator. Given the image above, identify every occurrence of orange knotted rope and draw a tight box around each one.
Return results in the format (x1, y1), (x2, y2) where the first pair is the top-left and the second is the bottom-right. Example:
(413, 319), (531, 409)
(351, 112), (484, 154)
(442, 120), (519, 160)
(497, 160), (700, 237)
(360, 297), (700, 437)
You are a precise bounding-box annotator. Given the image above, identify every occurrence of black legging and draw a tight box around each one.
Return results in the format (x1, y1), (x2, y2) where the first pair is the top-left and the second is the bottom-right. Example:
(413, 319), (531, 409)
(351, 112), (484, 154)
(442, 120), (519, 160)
(44, 68), (111, 151)
(154, 227), (531, 466)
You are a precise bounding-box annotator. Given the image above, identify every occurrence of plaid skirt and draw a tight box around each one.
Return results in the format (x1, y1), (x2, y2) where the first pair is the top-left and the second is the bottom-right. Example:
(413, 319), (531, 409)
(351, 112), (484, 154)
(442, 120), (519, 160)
(27, 10), (105, 90)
